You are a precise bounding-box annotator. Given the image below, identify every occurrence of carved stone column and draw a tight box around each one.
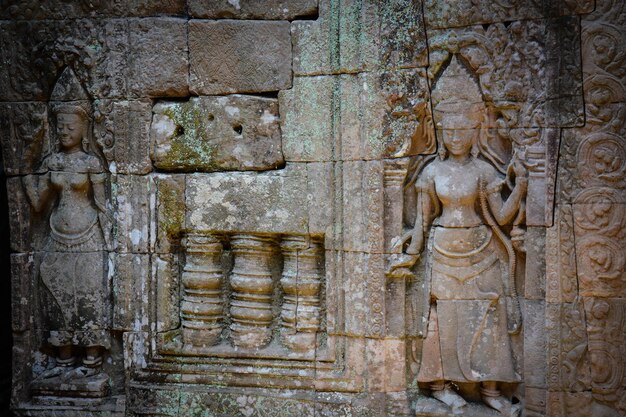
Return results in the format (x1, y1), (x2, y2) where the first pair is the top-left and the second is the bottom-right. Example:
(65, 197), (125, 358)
(181, 234), (225, 347)
(229, 234), (276, 349)
(525, 144), (547, 227)
(384, 160), (409, 254)
(383, 159), (409, 337)
(279, 235), (323, 352)
(526, 129), (559, 227)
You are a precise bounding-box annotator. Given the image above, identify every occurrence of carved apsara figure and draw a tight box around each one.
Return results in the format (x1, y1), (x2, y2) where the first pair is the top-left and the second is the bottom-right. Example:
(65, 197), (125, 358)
(22, 68), (112, 390)
(388, 56), (527, 416)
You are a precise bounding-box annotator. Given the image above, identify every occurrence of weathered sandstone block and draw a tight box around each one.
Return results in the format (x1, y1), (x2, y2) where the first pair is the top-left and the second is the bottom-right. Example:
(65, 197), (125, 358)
(189, 20), (292, 95)
(151, 95), (284, 172)
(188, 0), (317, 19)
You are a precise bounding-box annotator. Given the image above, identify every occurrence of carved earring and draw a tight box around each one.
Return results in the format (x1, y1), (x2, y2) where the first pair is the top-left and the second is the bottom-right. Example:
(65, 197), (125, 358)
(471, 130), (480, 158)
(438, 146), (447, 160)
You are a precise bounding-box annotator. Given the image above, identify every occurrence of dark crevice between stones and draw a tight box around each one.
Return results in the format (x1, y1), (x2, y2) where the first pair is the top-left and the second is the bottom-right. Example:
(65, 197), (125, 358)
(0, 146), (15, 416)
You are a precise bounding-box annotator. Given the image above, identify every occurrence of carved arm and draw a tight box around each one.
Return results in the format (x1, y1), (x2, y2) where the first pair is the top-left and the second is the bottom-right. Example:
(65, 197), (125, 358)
(387, 184), (436, 279)
(486, 161), (528, 226)
(90, 172), (113, 249)
(22, 172), (52, 213)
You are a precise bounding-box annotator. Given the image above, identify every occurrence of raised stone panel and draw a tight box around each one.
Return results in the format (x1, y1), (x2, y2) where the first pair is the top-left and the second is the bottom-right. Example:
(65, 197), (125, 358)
(188, 0), (318, 19)
(341, 252), (384, 337)
(185, 165), (309, 235)
(523, 300), (547, 388)
(306, 162), (335, 239)
(424, 0), (594, 29)
(524, 227), (546, 300)
(189, 20), (292, 95)
(151, 96), (284, 172)
(128, 18), (189, 98)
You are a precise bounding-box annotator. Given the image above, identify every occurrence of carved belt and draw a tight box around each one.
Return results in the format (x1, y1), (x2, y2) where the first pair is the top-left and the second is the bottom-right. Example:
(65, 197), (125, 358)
(49, 214), (99, 248)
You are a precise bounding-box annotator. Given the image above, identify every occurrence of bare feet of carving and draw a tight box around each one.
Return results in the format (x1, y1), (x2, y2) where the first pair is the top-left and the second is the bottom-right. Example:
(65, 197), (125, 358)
(481, 382), (520, 416)
(431, 383), (467, 413)
(60, 366), (101, 381)
(482, 395), (512, 415)
(38, 366), (67, 380)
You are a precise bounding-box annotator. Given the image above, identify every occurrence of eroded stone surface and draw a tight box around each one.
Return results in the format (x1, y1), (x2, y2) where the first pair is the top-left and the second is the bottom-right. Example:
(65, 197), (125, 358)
(151, 174), (185, 254)
(0, 19), (129, 101)
(128, 18), (189, 98)
(424, 0), (594, 29)
(0, 102), (48, 175)
(189, 20), (292, 95)
(151, 96), (284, 172)
(114, 175), (151, 253)
(292, 0), (428, 76)
(0, 0), (185, 19)
(3, 0), (625, 416)
(280, 71), (431, 162)
(387, 55), (528, 413)
(185, 166), (309, 234)
(188, 0), (318, 19)
(94, 100), (153, 175)
(426, 18), (584, 129)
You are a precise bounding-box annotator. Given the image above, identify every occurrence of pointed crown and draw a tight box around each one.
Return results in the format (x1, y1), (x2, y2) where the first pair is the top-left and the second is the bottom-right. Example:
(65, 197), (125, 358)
(431, 55), (486, 128)
(50, 67), (91, 121)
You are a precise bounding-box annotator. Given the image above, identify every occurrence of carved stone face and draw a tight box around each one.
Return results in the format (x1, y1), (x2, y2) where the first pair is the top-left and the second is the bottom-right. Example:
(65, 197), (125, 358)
(438, 112), (480, 157)
(57, 113), (86, 152)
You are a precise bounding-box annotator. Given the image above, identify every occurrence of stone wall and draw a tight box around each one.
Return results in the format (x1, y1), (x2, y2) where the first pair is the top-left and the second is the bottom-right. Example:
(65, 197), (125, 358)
(1, 0), (624, 416)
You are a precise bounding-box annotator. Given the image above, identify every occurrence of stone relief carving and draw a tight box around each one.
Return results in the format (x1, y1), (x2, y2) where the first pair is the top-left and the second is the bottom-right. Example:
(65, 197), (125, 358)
(2, 0), (623, 415)
(21, 67), (113, 398)
(388, 56), (528, 416)
(177, 232), (324, 353)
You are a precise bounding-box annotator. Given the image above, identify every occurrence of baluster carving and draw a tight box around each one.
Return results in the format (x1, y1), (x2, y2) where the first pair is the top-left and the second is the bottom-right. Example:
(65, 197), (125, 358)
(181, 234), (224, 347)
(280, 236), (323, 352)
(229, 234), (276, 349)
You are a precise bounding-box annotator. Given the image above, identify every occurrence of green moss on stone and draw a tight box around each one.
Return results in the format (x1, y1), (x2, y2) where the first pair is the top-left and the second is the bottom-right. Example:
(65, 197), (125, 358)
(158, 102), (220, 172)
(158, 179), (184, 240)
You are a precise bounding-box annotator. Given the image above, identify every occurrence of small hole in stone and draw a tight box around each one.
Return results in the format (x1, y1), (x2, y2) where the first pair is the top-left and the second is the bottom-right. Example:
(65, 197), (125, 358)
(175, 125), (185, 136)
(233, 124), (243, 135)
(207, 113), (214, 121)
